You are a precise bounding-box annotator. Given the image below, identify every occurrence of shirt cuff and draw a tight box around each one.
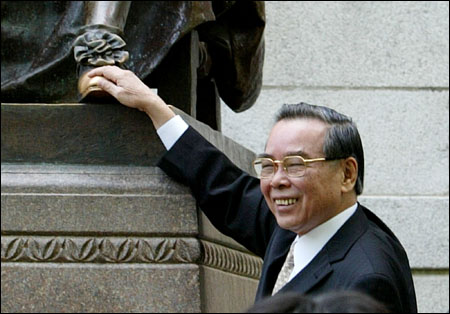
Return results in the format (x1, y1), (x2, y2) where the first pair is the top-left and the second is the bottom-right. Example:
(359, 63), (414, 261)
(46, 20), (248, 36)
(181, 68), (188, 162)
(156, 115), (189, 150)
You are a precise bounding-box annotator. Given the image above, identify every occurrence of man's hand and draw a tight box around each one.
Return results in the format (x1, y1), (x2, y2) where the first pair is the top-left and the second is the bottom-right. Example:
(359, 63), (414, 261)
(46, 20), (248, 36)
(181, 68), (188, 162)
(87, 66), (175, 129)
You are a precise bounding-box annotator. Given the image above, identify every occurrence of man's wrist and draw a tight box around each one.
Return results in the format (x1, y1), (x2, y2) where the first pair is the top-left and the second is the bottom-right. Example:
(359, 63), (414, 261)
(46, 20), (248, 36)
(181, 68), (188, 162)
(142, 100), (176, 130)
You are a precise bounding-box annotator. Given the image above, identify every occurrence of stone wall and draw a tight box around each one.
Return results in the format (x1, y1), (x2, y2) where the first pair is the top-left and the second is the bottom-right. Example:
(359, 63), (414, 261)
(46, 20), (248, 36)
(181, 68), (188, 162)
(221, 2), (449, 312)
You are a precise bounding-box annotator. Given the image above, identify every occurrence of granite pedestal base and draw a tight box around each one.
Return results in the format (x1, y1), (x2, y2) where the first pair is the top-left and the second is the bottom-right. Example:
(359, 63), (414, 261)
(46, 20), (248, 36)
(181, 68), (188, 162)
(1, 103), (262, 313)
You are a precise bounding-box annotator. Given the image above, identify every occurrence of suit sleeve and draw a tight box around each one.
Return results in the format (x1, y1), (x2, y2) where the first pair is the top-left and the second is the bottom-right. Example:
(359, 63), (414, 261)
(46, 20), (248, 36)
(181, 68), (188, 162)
(157, 127), (277, 258)
(351, 273), (405, 313)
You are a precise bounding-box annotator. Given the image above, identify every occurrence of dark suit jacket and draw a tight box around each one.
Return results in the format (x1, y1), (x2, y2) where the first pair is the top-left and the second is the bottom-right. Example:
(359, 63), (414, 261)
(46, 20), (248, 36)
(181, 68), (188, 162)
(158, 127), (417, 312)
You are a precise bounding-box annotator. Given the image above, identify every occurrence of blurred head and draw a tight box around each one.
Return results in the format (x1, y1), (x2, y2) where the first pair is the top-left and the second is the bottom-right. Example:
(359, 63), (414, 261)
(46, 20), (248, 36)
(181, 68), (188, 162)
(246, 293), (316, 313)
(256, 103), (364, 234)
(312, 290), (389, 313)
(246, 291), (389, 313)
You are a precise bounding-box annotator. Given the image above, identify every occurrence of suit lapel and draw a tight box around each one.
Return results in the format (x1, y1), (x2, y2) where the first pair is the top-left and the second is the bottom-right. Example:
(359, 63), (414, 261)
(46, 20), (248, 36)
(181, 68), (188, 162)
(279, 250), (333, 294)
(325, 205), (368, 263)
(256, 228), (296, 298)
(277, 205), (369, 294)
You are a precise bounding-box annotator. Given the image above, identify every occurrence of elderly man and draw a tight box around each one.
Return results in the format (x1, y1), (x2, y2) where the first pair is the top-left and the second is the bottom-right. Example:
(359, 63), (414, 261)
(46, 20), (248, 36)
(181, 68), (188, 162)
(88, 66), (417, 312)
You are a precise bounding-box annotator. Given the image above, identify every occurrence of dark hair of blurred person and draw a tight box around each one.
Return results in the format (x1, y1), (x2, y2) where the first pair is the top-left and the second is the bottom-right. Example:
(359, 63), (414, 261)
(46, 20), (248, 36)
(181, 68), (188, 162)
(246, 290), (390, 313)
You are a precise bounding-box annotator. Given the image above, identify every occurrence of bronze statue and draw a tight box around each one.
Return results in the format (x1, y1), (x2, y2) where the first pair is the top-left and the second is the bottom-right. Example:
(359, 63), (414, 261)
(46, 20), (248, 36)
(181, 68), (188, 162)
(74, 1), (131, 100)
(1, 1), (265, 128)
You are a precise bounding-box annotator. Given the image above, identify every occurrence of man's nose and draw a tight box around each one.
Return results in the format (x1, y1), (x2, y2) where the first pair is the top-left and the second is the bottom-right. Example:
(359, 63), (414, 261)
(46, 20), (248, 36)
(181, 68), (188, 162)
(270, 165), (291, 188)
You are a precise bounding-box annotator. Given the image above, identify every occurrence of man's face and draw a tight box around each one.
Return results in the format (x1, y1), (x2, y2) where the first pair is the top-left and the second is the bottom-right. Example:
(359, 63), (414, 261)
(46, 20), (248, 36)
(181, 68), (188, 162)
(260, 118), (344, 235)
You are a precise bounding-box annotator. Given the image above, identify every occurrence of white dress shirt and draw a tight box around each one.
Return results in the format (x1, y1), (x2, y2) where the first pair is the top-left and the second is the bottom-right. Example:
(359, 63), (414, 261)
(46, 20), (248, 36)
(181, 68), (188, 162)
(287, 203), (358, 282)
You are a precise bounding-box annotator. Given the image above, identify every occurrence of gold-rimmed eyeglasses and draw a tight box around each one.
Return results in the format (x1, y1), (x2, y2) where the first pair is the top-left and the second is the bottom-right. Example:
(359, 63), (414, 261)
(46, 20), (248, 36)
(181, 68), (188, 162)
(252, 155), (345, 179)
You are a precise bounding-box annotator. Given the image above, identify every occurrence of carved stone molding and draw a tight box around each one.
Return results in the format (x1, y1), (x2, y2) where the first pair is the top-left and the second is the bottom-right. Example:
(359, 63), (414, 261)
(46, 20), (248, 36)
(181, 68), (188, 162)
(1, 236), (262, 279)
(1, 236), (200, 264)
(201, 240), (262, 279)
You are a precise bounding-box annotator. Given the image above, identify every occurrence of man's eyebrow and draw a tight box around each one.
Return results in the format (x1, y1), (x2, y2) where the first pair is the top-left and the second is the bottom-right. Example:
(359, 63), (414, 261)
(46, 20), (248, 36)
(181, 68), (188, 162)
(257, 153), (273, 158)
(257, 150), (311, 159)
(285, 150), (311, 158)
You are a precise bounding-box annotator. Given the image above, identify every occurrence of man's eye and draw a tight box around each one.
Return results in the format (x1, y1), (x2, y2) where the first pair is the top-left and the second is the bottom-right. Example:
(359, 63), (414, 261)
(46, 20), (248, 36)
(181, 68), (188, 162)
(287, 162), (303, 167)
(285, 160), (304, 167)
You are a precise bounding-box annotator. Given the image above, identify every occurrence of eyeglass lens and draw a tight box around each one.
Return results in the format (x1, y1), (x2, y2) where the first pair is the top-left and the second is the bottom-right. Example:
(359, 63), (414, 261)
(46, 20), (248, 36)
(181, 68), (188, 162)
(254, 157), (307, 178)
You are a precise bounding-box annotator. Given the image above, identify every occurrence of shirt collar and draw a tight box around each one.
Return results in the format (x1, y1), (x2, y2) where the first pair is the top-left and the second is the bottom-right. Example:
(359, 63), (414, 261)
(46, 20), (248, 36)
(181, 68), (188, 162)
(289, 203), (358, 280)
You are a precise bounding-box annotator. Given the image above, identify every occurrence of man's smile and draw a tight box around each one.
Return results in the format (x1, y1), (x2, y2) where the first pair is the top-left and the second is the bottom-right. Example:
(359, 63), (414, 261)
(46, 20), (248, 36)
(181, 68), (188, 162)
(274, 198), (299, 206)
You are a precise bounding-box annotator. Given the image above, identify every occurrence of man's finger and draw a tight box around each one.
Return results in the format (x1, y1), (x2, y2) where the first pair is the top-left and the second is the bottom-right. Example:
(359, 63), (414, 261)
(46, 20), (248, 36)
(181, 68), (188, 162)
(87, 66), (121, 82)
(94, 76), (120, 98)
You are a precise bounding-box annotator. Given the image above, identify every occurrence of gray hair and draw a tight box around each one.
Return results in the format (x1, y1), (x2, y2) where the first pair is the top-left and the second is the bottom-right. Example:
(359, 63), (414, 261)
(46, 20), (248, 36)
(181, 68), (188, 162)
(275, 103), (364, 195)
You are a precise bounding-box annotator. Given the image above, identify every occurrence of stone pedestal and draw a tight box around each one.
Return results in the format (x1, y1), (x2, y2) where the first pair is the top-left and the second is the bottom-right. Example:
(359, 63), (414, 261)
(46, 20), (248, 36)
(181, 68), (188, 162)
(1, 103), (262, 313)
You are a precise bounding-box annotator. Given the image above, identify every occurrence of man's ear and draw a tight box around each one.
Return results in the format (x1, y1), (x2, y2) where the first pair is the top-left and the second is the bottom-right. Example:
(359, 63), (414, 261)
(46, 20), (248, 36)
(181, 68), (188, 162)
(341, 157), (358, 193)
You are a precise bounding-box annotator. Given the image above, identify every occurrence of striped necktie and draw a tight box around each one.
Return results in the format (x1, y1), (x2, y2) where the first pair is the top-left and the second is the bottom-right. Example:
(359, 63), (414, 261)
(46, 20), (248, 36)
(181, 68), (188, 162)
(272, 241), (295, 295)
